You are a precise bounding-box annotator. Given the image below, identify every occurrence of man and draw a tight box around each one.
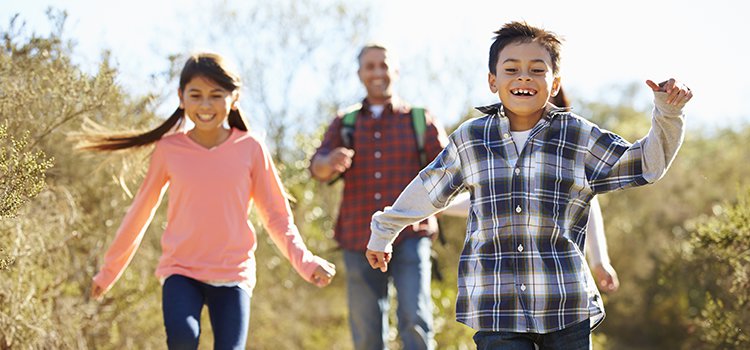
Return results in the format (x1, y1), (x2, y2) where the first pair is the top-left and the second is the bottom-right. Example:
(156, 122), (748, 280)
(310, 44), (447, 350)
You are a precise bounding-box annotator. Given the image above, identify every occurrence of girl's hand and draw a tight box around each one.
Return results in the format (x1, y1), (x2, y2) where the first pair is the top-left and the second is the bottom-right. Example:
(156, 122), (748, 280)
(90, 281), (106, 301)
(646, 78), (693, 106)
(592, 263), (620, 293)
(311, 261), (336, 287)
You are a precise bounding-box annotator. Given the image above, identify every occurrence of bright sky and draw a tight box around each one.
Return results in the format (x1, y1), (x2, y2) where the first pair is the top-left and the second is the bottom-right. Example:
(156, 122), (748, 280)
(3, 0), (748, 130)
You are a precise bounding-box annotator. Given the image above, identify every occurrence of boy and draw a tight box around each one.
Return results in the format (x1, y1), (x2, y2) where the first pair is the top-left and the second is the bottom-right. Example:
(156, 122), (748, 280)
(365, 21), (691, 349)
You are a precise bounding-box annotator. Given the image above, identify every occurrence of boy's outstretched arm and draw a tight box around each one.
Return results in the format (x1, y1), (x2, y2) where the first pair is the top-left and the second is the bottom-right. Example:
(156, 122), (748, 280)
(640, 78), (692, 183)
(366, 176), (446, 272)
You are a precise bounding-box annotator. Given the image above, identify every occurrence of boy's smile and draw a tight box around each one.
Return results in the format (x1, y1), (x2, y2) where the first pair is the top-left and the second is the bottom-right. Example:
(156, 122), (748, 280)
(488, 41), (560, 130)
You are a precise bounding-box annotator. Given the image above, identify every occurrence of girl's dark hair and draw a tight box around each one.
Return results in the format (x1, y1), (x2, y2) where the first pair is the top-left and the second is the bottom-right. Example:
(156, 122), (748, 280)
(549, 86), (570, 108)
(488, 21), (563, 76)
(79, 52), (248, 151)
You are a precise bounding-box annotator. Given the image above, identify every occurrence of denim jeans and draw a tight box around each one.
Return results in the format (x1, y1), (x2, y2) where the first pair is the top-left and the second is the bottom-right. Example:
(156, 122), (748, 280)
(343, 236), (434, 350)
(473, 319), (591, 350)
(162, 274), (251, 350)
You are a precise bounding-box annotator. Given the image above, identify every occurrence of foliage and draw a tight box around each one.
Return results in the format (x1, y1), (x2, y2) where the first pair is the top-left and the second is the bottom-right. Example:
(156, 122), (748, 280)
(0, 124), (53, 219)
(3, 8), (750, 350)
(0, 10), (163, 349)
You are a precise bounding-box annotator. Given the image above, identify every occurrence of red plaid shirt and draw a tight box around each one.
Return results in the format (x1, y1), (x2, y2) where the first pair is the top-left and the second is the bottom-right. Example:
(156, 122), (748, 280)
(312, 98), (449, 251)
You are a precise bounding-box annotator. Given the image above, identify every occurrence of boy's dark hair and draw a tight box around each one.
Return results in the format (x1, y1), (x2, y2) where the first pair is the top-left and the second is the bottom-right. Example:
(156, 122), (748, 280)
(488, 21), (563, 76)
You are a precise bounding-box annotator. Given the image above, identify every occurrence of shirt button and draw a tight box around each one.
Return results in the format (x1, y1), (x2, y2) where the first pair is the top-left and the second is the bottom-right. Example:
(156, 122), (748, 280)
(374, 193), (382, 200)
(503, 133), (510, 139)
(517, 244), (524, 252)
(374, 132), (382, 139)
(374, 151), (382, 159)
(515, 205), (522, 213)
(520, 284), (527, 291)
(514, 168), (521, 175)
(374, 172), (382, 179)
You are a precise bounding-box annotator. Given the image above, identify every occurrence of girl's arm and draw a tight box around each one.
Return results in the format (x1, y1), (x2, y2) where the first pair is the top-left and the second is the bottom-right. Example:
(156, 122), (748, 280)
(251, 140), (328, 283)
(585, 196), (619, 292)
(92, 145), (169, 296)
(585, 196), (608, 267)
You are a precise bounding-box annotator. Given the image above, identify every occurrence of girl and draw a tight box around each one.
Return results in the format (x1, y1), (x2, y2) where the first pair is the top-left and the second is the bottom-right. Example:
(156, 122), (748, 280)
(84, 52), (336, 349)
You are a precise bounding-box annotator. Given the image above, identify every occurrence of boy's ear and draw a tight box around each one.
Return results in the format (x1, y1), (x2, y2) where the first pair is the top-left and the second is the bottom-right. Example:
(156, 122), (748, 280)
(488, 73), (498, 94)
(550, 76), (561, 97)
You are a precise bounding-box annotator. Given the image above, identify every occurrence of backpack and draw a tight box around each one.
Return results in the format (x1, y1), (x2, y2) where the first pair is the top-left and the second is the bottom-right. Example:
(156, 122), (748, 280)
(328, 104), (428, 184)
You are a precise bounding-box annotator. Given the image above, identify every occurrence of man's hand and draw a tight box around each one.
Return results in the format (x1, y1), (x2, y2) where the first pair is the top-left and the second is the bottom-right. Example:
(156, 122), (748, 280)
(311, 147), (355, 181)
(646, 78), (693, 106)
(365, 249), (392, 272)
(592, 263), (620, 293)
(327, 147), (355, 174)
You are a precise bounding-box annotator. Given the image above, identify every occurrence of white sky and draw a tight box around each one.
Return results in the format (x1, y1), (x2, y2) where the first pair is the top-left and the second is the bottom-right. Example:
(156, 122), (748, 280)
(2, 0), (749, 130)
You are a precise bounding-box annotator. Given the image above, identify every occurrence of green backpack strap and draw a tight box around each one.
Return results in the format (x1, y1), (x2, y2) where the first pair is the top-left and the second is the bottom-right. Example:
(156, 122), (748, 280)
(410, 107), (428, 167)
(340, 104), (361, 149)
(328, 105), (360, 185)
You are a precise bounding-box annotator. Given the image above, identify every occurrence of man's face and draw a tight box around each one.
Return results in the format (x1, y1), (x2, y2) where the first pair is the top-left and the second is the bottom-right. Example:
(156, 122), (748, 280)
(488, 41), (560, 120)
(358, 48), (398, 104)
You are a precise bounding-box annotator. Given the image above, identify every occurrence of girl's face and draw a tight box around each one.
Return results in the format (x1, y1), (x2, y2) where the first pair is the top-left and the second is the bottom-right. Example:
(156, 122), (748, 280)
(179, 76), (238, 133)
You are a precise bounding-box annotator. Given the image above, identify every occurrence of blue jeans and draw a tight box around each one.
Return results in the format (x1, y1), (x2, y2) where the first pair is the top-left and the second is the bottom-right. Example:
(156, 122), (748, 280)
(473, 319), (591, 350)
(162, 274), (251, 350)
(344, 237), (434, 350)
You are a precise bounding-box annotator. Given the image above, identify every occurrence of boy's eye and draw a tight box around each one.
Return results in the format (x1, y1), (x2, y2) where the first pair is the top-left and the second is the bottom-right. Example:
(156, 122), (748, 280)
(504, 68), (518, 73)
(531, 69), (546, 74)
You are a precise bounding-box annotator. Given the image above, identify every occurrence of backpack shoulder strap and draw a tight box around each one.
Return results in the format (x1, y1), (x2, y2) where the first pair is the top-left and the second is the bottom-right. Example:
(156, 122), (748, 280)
(339, 103), (362, 148)
(410, 107), (428, 167)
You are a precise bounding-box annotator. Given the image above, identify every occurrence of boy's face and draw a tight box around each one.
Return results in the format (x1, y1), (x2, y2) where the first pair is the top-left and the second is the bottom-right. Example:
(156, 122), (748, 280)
(358, 48), (398, 104)
(488, 41), (560, 122)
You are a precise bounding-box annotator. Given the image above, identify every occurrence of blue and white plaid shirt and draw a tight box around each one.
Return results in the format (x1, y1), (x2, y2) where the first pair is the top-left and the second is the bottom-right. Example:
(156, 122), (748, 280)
(369, 95), (685, 333)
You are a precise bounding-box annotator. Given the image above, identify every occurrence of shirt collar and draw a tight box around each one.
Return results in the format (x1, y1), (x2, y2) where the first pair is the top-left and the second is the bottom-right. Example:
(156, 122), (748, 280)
(361, 96), (407, 116)
(475, 102), (571, 121)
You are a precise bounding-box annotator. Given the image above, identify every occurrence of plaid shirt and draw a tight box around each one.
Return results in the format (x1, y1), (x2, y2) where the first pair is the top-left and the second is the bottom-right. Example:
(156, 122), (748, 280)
(313, 98), (448, 251)
(415, 101), (683, 333)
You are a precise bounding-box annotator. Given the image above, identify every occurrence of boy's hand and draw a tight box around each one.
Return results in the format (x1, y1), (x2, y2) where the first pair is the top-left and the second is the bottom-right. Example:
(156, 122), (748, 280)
(365, 249), (391, 272)
(311, 261), (336, 287)
(646, 78), (693, 106)
(592, 263), (620, 293)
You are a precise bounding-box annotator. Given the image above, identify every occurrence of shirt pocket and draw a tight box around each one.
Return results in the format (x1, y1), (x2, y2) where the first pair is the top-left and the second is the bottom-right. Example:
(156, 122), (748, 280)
(533, 151), (586, 204)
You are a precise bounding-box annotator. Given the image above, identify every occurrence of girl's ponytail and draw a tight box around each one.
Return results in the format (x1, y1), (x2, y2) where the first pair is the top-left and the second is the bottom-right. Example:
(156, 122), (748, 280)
(77, 108), (185, 151)
(227, 109), (248, 132)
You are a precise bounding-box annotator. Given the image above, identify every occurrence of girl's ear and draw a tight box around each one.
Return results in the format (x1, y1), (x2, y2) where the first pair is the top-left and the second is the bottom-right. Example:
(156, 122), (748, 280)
(231, 91), (240, 111)
(178, 88), (185, 109)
